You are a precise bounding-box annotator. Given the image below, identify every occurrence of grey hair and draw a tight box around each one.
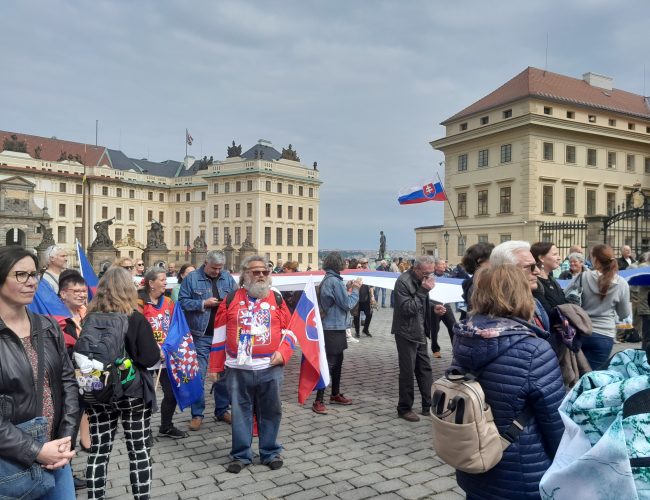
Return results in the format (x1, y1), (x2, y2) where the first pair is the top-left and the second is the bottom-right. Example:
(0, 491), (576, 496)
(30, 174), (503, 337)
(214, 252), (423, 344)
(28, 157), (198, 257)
(638, 252), (650, 264)
(413, 255), (436, 269)
(434, 257), (446, 265)
(240, 254), (268, 272)
(567, 252), (585, 263)
(45, 245), (64, 262)
(205, 250), (226, 265)
(490, 241), (531, 266)
(144, 265), (166, 283)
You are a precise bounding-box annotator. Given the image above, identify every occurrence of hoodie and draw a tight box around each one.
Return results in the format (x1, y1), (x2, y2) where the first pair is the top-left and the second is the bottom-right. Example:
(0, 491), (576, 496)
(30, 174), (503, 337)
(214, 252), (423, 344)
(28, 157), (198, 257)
(452, 315), (565, 500)
(568, 270), (631, 338)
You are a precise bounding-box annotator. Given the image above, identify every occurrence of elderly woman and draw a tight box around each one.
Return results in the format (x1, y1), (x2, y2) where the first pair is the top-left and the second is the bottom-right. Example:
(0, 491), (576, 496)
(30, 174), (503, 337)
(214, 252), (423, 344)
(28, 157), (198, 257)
(567, 244), (631, 370)
(138, 266), (187, 439)
(312, 252), (362, 414)
(0, 246), (78, 499)
(452, 264), (565, 499)
(558, 252), (586, 280)
(41, 245), (68, 293)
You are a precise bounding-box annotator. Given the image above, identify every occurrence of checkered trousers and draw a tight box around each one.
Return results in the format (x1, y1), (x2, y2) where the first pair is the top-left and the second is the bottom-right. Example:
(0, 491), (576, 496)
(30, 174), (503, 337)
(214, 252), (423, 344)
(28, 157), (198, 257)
(85, 397), (153, 499)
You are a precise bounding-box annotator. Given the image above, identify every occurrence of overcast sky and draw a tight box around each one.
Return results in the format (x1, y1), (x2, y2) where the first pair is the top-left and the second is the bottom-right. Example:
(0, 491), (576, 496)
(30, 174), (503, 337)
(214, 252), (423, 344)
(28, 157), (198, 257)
(2, 1), (649, 250)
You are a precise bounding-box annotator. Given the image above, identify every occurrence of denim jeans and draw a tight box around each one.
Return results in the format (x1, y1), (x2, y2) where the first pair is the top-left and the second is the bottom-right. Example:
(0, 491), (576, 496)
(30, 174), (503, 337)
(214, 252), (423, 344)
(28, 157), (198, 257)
(581, 332), (614, 371)
(373, 287), (386, 307)
(191, 335), (230, 418)
(41, 464), (75, 500)
(227, 365), (284, 464)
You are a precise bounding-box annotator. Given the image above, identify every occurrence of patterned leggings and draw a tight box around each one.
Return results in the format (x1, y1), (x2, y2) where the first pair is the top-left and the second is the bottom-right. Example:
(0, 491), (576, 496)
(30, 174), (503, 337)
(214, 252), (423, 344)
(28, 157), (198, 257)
(86, 397), (153, 500)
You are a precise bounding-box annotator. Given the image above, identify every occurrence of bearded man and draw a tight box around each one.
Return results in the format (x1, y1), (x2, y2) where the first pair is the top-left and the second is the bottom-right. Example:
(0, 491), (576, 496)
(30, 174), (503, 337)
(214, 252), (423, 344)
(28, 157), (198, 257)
(208, 255), (296, 474)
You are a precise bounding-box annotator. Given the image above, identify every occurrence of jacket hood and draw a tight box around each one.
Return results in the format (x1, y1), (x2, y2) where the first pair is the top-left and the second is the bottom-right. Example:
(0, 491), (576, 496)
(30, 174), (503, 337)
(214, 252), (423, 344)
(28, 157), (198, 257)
(452, 315), (538, 372)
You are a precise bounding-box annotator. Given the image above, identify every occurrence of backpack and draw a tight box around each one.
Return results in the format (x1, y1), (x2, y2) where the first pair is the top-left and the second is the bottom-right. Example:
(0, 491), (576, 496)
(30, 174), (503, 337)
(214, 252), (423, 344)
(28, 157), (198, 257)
(73, 312), (135, 405)
(430, 368), (532, 474)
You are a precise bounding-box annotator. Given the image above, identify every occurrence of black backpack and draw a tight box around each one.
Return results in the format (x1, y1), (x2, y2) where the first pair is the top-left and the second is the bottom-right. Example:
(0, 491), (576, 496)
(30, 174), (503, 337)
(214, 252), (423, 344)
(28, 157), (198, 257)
(73, 312), (135, 404)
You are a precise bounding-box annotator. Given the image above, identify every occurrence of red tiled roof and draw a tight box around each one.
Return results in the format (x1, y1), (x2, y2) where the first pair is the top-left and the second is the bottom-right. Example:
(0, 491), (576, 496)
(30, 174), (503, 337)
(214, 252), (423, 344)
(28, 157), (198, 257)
(442, 67), (650, 123)
(0, 130), (111, 167)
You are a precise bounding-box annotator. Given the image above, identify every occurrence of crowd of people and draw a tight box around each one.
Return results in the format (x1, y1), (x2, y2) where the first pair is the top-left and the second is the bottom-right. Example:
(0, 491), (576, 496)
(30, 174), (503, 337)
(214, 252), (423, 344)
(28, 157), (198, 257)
(0, 239), (647, 498)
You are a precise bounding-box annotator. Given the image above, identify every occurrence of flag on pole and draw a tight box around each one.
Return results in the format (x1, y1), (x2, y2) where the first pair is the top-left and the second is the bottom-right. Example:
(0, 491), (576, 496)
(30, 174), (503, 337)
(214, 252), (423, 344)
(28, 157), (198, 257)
(398, 181), (447, 205)
(288, 277), (330, 404)
(161, 304), (203, 410)
(28, 279), (78, 349)
(186, 129), (193, 146)
(76, 239), (99, 299)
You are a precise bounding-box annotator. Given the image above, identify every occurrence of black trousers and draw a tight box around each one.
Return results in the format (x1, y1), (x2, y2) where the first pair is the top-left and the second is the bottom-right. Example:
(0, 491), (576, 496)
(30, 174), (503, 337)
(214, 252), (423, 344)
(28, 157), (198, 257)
(316, 351), (345, 401)
(430, 304), (456, 353)
(353, 301), (373, 333)
(395, 334), (432, 414)
(158, 368), (177, 430)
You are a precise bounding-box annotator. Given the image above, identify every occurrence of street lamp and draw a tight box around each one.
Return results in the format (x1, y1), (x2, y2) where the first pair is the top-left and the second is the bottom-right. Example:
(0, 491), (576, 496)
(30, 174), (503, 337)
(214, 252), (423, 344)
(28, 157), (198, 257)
(443, 231), (449, 261)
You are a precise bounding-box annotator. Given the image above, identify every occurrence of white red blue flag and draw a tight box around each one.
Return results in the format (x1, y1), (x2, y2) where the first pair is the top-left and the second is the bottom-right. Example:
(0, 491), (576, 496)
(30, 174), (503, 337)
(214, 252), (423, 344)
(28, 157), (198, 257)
(186, 129), (193, 146)
(398, 181), (447, 205)
(288, 277), (330, 404)
(76, 239), (99, 299)
(162, 304), (202, 410)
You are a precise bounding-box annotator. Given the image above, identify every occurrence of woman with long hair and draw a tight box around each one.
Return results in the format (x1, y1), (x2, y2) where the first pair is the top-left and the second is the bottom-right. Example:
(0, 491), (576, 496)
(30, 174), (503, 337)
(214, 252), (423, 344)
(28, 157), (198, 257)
(0, 246), (78, 499)
(452, 264), (564, 499)
(84, 267), (161, 499)
(138, 266), (187, 439)
(567, 244), (631, 370)
(530, 241), (566, 317)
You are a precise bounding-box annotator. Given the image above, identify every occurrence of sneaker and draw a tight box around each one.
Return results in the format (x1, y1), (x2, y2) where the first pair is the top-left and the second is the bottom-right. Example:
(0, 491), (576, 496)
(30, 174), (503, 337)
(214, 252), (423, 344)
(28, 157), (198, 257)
(348, 336), (360, 343)
(354, 332), (360, 338)
(398, 410), (420, 422)
(432, 351), (442, 358)
(226, 460), (246, 474)
(189, 416), (203, 431)
(312, 400), (328, 414)
(363, 331), (372, 337)
(216, 411), (232, 424)
(159, 426), (188, 439)
(421, 407), (432, 416)
(330, 394), (353, 405)
(267, 456), (284, 470)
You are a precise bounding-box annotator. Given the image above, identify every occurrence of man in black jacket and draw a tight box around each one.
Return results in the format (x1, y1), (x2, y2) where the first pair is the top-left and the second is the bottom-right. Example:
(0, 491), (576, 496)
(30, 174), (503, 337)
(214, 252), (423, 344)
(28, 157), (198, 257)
(391, 255), (444, 422)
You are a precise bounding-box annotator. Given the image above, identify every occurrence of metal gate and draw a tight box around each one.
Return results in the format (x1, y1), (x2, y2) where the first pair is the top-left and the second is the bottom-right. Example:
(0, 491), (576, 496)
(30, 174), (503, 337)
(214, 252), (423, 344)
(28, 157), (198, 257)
(603, 195), (650, 257)
(538, 220), (587, 256)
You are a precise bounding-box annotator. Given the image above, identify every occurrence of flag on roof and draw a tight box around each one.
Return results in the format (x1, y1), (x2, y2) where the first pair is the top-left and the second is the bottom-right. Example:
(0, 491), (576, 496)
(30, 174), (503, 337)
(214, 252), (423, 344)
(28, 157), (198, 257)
(398, 181), (447, 205)
(186, 129), (193, 146)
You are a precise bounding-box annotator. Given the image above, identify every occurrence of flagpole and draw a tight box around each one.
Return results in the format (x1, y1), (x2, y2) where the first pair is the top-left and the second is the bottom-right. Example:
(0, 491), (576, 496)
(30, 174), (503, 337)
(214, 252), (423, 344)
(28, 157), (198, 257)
(435, 170), (463, 239)
(154, 367), (162, 392)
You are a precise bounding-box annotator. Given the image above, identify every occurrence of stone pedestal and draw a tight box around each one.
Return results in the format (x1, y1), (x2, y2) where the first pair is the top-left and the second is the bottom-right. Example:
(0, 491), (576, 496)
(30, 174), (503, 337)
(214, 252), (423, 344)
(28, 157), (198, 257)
(143, 249), (170, 268)
(238, 244), (257, 270)
(190, 248), (207, 268)
(223, 246), (236, 272)
(88, 247), (119, 274)
(585, 215), (607, 253)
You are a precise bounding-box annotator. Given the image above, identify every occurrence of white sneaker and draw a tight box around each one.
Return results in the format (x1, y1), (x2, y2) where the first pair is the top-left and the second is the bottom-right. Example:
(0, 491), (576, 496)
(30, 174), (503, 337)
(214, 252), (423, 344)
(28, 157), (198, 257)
(346, 329), (359, 343)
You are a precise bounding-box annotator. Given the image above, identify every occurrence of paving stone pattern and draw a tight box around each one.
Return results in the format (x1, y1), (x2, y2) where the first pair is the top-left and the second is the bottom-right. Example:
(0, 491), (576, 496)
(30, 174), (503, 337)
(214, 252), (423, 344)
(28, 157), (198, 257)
(72, 307), (465, 499)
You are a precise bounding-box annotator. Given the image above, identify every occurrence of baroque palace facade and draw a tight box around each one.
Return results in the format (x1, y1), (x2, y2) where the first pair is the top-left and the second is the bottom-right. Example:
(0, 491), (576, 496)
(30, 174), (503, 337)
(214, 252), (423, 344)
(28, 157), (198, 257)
(417, 67), (650, 261)
(0, 131), (320, 269)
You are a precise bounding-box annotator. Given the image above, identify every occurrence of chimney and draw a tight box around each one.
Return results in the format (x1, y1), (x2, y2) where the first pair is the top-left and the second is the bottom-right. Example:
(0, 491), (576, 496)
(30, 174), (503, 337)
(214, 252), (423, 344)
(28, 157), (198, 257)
(184, 155), (195, 169)
(583, 72), (613, 91)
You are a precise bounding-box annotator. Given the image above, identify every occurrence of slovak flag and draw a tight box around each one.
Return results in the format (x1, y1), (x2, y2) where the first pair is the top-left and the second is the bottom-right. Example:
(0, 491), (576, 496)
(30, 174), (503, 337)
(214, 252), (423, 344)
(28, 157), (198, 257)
(162, 304), (203, 411)
(289, 277), (330, 404)
(186, 129), (193, 146)
(27, 279), (76, 348)
(398, 181), (447, 205)
(76, 239), (99, 299)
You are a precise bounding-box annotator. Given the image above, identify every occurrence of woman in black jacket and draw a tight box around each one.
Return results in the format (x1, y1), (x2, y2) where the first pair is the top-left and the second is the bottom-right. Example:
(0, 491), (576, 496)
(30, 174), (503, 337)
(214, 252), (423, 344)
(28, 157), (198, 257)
(84, 266), (161, 500)
(531, 242), (567, 317)
(0, 246), (79, 499)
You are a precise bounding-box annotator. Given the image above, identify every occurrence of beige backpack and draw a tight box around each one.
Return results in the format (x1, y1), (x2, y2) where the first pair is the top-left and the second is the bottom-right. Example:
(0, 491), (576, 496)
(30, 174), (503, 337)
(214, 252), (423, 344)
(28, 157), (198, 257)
(430, 369), (532, 474)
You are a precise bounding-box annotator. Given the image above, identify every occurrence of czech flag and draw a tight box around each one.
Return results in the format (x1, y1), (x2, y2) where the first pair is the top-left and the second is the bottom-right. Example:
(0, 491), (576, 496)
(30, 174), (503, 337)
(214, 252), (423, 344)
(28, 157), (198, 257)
(162, 304), (203, 411)
(398, 181), (447, 205)
(76, 239), (99, 299)
(288, 277), (330, 404)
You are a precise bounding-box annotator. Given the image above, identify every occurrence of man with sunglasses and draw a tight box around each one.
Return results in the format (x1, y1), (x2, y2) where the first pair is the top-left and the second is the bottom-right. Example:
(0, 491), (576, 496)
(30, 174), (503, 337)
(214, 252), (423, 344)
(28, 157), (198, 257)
(208, 255), (295, 474)
(179, 250), (237, 431)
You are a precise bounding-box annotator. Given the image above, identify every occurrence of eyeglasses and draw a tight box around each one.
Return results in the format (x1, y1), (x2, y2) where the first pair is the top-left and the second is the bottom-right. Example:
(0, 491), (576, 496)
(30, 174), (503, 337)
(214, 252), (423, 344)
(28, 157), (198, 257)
(521, 263), (538, 273)
(14, 271), (39, 283)
(62, 288), (87, 296)
(247, 270), (271, 277)
(122, 266), (135, 270)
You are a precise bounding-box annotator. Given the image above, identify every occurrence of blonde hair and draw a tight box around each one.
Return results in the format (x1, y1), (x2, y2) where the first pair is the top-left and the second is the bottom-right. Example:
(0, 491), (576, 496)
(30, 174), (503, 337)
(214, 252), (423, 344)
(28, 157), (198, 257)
(470, 264), (534, 320)
(87, 267), (138, 314)
(114, 256), (133, 267)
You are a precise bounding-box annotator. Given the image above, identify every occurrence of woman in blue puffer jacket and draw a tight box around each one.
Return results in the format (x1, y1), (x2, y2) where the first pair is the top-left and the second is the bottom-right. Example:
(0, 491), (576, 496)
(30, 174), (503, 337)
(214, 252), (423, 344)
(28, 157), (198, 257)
(452, 264), (566, 500)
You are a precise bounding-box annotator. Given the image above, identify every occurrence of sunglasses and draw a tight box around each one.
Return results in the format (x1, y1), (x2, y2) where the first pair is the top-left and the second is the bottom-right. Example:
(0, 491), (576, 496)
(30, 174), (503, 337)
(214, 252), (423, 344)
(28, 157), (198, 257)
(522, 263), (538, 273)
(247, 270), (271, 277)
(122, 266), (135, 270)
(136, 263), (144, 266)
(14, 271), (39, 283)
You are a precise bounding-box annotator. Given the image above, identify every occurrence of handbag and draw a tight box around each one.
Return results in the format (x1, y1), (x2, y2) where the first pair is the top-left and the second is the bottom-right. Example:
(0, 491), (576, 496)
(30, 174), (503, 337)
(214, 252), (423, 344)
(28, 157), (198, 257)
(564, 272), (583, 306)
(0, 325), (55, 500)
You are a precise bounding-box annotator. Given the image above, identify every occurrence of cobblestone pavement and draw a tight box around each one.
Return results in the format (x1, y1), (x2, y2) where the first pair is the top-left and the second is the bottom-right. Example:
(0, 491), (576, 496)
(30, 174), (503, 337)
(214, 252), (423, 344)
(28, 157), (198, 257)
(72, 307), (463, 499)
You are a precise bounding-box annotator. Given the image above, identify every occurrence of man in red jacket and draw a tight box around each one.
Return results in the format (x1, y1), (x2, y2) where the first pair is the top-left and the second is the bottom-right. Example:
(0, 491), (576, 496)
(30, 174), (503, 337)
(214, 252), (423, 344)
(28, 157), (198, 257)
(209, 255), (296, 474)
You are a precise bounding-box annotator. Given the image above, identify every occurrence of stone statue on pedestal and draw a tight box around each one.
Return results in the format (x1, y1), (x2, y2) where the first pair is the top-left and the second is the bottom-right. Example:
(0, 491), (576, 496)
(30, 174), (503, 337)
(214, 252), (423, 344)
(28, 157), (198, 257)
(146, 220), (168, 250)
(90, 217), (115, 249)
(379, 231), (386, 261)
